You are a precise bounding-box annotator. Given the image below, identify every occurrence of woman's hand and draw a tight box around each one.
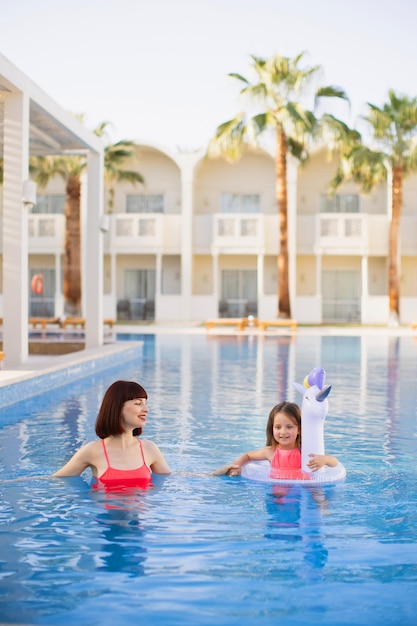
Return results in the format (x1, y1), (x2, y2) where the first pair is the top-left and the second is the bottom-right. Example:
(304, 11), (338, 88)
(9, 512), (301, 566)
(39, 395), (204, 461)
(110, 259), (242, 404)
(212, 463), (241, 476)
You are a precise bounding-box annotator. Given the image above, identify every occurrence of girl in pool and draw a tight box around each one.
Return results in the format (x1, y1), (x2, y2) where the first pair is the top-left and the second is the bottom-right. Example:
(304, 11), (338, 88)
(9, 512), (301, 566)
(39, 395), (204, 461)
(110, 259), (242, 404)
(212, 401), (338, 477)
(53, 380), (171, 488)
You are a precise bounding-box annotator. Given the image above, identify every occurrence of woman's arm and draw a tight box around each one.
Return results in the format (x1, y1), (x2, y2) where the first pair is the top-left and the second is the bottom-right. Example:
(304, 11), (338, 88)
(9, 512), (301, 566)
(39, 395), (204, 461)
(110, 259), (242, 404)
(307, 453), (339, 471)
(212, 447), (271, 476)
(143, 440), (171, 475)
(52, 443), (95, 477)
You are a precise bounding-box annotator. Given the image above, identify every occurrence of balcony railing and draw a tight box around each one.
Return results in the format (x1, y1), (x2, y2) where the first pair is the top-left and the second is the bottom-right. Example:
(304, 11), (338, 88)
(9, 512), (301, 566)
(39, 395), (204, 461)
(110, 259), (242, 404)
(28, 214), (65, 252)
(297, 214), (390, 255)
(105, 214), (181, 253)
(318, 213), (368, 252)
(12, 211), (417, 258)
(212, 214), (265, 252)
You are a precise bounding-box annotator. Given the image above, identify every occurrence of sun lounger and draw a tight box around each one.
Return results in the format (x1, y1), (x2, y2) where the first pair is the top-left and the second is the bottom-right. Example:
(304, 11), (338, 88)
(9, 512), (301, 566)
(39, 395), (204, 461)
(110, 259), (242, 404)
(205, 317), (258, 331)
(29, 317), (61, 329)
(60, 317), (115, 329)
(259, 319), (298, 331)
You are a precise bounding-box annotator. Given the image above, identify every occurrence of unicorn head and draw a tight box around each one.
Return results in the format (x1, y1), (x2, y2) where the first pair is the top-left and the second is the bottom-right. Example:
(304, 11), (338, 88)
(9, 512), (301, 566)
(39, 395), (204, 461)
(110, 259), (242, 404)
(293, 367), (332, 472)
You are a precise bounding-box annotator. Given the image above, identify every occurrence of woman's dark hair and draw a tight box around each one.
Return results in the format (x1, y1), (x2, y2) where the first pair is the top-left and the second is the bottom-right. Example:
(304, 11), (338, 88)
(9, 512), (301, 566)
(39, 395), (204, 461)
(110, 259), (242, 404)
(265, 401), (301, 449)
(95, 380), (147, 439)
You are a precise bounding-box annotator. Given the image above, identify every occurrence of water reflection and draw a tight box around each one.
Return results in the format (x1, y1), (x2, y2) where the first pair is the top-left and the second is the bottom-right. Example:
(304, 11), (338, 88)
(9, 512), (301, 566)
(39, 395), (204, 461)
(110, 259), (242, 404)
(264, 484), (332, 576)
(92, 493), (148, 575)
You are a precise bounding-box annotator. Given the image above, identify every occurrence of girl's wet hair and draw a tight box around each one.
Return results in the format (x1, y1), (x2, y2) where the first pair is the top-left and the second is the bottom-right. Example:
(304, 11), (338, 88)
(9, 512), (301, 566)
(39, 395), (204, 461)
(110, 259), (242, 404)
(265, 401), (301, 449)
(95, 380), (147, 438)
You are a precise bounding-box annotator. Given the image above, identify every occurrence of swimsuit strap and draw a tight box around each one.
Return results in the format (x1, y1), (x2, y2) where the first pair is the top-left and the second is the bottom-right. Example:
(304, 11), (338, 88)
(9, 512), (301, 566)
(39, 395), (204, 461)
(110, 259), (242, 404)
(101, 439), (111, 468)
(101, 437), (148, 471)
(137, 439), (147, 466)
(102, 437), (146, 468)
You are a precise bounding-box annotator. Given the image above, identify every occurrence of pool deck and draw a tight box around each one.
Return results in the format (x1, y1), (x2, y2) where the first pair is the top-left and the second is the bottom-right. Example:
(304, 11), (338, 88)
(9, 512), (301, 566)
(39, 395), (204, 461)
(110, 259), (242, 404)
(0, 321), (415, 392)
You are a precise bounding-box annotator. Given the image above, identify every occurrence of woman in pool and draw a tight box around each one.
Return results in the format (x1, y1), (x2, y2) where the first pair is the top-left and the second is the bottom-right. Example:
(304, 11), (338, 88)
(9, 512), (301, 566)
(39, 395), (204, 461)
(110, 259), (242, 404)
(212, 401), (338, 478)
(53, 380), (171, 488)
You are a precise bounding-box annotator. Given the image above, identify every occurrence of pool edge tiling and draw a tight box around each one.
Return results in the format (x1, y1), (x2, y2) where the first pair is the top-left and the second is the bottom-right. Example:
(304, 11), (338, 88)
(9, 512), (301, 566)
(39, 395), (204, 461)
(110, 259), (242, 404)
(0, 342), (143, 411)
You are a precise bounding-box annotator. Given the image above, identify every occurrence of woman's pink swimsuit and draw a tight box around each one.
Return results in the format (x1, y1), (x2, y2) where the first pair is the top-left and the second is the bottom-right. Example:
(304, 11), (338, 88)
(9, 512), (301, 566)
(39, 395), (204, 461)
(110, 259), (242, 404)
(269, 447), (311, 480)
(93, 438), (152, 490)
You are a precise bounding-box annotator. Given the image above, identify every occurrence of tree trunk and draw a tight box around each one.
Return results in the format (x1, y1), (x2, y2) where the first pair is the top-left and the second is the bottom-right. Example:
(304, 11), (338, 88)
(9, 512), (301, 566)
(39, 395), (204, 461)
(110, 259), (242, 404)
(388, 166), (402, 326)
(63, 174), (82, 315)
(276, 127), (291, 318)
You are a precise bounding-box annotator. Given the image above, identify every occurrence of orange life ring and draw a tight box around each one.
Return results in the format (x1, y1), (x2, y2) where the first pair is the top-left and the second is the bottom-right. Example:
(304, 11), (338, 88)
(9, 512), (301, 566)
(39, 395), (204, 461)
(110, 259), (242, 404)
(31, 274), (44, 295)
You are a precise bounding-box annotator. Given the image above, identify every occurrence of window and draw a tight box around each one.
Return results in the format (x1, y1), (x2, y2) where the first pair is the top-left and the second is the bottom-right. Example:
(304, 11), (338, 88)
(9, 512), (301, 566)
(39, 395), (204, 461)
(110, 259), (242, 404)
(126, 194), (164, 213)
(33, 194), (65, 214)
(123, 269), (156, 320)
(221, 194), (261, 213)
(28, 268), (56, 317)
(320, 194), (360, 213)
(220, 269), (258, 317)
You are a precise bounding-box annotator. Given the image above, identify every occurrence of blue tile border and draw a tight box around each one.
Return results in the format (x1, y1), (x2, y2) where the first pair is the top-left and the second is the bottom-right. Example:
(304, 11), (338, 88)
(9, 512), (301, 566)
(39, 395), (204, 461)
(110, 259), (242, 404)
(0, 343), (142, 410)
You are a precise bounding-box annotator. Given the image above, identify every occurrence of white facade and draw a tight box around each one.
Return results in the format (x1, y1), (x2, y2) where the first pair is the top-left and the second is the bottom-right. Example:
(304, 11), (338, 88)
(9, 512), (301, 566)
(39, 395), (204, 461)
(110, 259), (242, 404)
(3, 140), (417, 326)
(0, 53), (104, 367)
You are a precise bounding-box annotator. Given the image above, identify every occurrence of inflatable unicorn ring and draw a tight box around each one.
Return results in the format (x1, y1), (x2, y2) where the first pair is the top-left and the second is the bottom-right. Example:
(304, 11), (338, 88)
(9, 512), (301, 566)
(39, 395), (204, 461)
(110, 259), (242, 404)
(241, 367), (346, 485)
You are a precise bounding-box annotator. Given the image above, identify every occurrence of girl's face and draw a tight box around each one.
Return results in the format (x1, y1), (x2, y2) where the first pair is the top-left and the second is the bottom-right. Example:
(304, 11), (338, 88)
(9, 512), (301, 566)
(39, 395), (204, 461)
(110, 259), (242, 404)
(272, 411), (299, 449)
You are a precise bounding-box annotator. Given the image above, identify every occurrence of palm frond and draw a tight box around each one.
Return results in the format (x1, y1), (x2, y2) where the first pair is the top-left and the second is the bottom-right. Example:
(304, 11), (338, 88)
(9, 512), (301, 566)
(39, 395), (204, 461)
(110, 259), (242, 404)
(93, 121), (112, 138)
(207, 113), (249, 162)
(330, 145), (387, 192)
(316, 85), (349, 102)
(287, 137), (309, 162)
(228, 72), (250, 86)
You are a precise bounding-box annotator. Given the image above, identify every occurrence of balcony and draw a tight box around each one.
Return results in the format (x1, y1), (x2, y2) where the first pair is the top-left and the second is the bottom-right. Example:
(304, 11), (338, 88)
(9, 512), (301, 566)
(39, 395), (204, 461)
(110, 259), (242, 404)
(28, 214), (65, 253)
(194, 214), (280, 255)
(11, 211), (417, 259)
(297, 214), (389, 255)
(103, 213), (182, 254)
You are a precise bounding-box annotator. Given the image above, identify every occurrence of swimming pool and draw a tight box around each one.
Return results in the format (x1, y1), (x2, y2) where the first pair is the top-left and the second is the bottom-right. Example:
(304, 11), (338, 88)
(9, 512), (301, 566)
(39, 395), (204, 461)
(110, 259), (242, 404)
(1, 332), (417, 625)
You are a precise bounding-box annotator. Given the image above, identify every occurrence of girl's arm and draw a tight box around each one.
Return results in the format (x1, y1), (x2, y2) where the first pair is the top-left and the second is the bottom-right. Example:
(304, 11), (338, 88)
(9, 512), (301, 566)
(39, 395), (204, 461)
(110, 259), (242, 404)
(212, 447), (271, 476)
(307, 453), (339, 471)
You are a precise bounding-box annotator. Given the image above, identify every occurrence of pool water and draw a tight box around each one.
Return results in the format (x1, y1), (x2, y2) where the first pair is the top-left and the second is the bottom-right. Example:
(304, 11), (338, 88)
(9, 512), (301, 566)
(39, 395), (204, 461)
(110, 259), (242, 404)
(1, 332), (417, 625)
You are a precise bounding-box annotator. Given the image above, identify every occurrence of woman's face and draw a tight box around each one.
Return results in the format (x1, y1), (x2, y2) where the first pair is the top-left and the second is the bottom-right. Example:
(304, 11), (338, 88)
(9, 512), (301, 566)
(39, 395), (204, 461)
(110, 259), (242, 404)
(272, 411), (299, 449)
(121, 397), (148, 431)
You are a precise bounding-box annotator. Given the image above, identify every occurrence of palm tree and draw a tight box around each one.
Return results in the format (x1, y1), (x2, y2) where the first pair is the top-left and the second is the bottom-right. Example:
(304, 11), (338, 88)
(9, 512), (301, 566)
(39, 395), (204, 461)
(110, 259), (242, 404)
(95, 122), (144, 213)
(207, 52), (349, 319)
(30, 121), (144, 315)
(330, 90), (417, 326)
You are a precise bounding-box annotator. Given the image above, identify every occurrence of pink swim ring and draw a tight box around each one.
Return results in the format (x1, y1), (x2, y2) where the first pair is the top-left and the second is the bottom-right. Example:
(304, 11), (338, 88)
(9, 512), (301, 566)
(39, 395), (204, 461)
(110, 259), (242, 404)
(241, 367), (346, 485)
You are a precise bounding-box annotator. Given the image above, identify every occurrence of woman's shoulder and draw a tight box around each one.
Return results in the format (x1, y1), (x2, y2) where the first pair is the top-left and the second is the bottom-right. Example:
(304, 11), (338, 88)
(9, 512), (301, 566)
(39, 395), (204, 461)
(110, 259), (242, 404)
(77, 439), (103, 457)
(139, 438), (159, 451)
(84, 439), (102, 450)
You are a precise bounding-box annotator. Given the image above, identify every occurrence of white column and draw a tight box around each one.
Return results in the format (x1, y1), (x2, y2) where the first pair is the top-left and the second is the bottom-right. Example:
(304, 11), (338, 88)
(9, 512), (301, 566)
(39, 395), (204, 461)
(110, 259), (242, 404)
(179, 154), (195, 320)
(361, 255), (368, 323)
(316, 253), (323, 323)
(287, 155), (298, 318)
(316, 253), (322, 296)
(155, 253), (162, 319)
(111, 252), (117, 319)
(55, 252), (63, 317)
(257, 253), (264, 317)
(212, 253), (219, 314)
(3, 91), (29, 366)
(84, 148), (104, 349)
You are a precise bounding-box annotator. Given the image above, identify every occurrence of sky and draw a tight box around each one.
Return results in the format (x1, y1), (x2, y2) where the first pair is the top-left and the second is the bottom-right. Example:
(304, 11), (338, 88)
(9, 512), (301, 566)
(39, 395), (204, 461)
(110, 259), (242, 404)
(1, 0), (417, 153)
